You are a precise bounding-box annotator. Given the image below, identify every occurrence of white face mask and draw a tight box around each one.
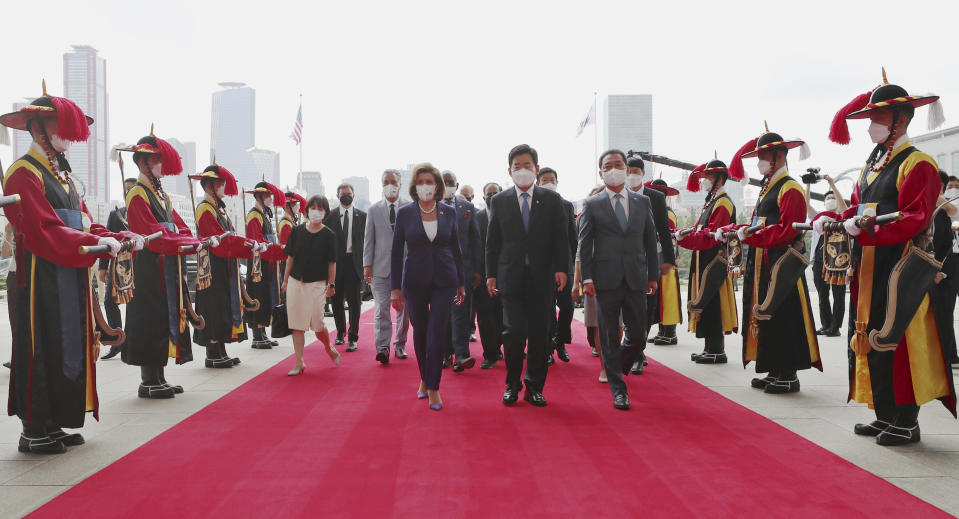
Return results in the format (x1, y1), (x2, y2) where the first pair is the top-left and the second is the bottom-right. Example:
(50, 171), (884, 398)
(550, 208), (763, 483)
(625, 173), (644, 190)
(539, 183), (557, 192)
(308, 209), (325, 224)
(603, 168), (626, 187)
(824, 199), (837, 211)
(150, 161), (162, 178)
(50, 135), (71, 153)
(383, 184), (400, 200)
(868, 121), (892, 144)
(757, 159), (772, 175)
(700, 179), (713, 193)
(290, 202), (300, 214)
(511, 168), (536, 189)
(215, 184), (226, 198)
(944, 188), (959, 200)
(416, 184), (435, 200)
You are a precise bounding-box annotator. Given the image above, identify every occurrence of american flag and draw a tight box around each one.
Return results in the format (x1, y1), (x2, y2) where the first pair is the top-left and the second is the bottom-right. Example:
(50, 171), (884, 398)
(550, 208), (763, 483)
(289, 104), (303, 144)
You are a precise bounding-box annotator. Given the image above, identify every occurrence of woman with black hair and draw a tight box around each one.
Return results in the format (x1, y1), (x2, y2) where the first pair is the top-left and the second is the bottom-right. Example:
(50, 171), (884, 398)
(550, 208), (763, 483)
(281, 195), (340, 376)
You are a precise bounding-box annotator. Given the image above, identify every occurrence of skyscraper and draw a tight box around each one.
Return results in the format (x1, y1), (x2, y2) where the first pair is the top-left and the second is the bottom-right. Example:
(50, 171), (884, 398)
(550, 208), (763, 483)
(296, 170), (325, 197)
(250, 148), (281, 187)
(166, 138), (197, 199)
(604, 94), (653, 173)
(63, 45), (110, 204)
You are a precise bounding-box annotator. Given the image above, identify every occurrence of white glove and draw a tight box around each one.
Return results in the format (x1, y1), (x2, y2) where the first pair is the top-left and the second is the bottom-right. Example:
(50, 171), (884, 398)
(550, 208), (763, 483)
(812, 216), (834, 235)
(195, 242), (205, 253)
(737, 228), (747, 242)
(98, 237), (121, 257)
(843, 218), (862, 237)
(131, 235), (145, 252)
(208, 236), (221, 248)
(712, 230), (725, 242)
(257, 242), (269, 253)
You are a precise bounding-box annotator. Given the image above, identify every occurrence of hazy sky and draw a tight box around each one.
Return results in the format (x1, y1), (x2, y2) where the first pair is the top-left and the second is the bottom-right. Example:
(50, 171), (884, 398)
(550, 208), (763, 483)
(3, 0), (958, 205)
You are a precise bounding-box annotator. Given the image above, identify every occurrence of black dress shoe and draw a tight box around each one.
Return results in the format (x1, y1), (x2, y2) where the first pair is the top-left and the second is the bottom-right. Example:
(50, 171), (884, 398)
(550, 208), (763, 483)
(469, 334), (477, 342)
(630, 360), (644, 375)
(815, 327), (828, 335)
(443, 356), (453, 369)
(503, 386), (520, 406)
(613, 393), (630, 410)
(591, 347), (599, 357)
(824, 328), (841, 337)
(854, 420), (891, 437)
(376, 351), (389, 365)
(47, 429), (85, 446)
(695, 353), (728, 364)
(453, 356), (476, 372)
(335, 336), (345, 345)
(100, 346), (121, 360)
(556, 347), (570, 362)
(876, 424), (921, 446)
(395, 346), (408, 359)
(523, 390), (547, 407)
(546, 355), (555, 366)
(346, 341), (358, 352)
(764, 377), (800, 394)
(205, 358), (234, 368)
(18, 435), (66, 454)
(480, 359), (496, 369)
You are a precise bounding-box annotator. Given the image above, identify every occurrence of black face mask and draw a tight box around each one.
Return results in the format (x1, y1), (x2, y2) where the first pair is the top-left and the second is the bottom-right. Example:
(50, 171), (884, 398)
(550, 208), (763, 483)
(339, 194), (353, 206)
(485, 194), (494, 206)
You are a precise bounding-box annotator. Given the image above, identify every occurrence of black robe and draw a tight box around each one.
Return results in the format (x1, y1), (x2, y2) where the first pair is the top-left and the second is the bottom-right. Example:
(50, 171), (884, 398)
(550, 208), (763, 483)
(193, 199), (248, 345)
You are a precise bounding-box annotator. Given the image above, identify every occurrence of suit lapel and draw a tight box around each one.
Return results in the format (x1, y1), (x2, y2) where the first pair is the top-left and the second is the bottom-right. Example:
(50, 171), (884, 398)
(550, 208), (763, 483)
(379, 200), (391, 231)
(504, 188), (523, 232)
(597, 192), (623, 234)
(626, 192), (641, 233)
(528, 187), (543, 232)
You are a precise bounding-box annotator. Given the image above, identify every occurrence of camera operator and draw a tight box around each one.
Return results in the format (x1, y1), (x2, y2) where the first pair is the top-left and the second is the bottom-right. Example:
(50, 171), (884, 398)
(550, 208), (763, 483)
(803, 169), (847, 337)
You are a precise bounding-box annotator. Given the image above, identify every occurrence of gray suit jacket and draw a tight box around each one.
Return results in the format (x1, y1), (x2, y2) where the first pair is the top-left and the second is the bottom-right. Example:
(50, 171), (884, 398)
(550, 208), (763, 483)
(363, 198), (407, 278)
(578, 189), (659, 291)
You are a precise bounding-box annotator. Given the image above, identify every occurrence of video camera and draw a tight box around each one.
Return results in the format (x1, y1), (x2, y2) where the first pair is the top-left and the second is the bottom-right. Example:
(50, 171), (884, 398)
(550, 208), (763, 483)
(800, 167), (825, 185)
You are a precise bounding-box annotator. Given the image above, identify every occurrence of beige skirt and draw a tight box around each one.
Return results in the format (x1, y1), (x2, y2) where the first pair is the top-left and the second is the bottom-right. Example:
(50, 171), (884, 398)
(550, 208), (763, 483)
(287, 277), (328, 332)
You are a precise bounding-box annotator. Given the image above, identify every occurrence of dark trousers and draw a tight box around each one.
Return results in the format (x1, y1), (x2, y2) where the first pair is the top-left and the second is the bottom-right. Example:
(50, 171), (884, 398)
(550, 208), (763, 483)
(813, 259), (846, 332)
(446, 284), (472, 359)
(104, 278), (122, 330)
(404, 285), (455, 391)
(474, 283), (503, 361)
(501, 268), (552, 392)
(332, 256), (361, 341)
(549, 280), (574, 347)
(704, 334), (724, 353)
(596, 285), (647, 398)
(867, 348), (920, 426)
(941, 254), (959, 362)
(6, 271), (17, 351)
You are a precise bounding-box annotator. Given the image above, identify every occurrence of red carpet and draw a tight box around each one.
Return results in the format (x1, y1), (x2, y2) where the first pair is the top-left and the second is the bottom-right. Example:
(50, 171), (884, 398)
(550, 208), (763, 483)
(30, 309), (949, 518)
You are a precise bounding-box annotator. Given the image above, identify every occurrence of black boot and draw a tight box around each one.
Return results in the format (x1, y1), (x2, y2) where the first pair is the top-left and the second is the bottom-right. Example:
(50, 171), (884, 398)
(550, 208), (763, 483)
(158, 366), (184, 394)
(696, 335), (727, 364)
(751, 372), (778, 389)
(251, 327), (272, 349)
(648, 324), (664, 344)
(47, 427), (85, 447)
(100, 346), (121, 360)
(764, 371), (800, 394)
(18, 422), (65, 454)
(138, 366), (175, 399)
(221, 343), (241, 365)
(205, 342), (234, 368)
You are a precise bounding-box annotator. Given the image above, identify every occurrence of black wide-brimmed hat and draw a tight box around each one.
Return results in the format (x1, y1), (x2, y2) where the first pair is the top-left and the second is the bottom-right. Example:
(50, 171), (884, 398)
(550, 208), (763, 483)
(246, 181), (286, 205)
(115, 125), (183, 176)
(647, 179), (679, 196)
(729, 122), (810, 180)
(189, 160), (238, 196)
(0, 80), (92, 141)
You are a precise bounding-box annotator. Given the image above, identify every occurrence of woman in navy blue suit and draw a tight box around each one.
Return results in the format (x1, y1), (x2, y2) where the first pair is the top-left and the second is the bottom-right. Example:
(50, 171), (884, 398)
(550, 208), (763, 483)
(391, 163), (465, 411)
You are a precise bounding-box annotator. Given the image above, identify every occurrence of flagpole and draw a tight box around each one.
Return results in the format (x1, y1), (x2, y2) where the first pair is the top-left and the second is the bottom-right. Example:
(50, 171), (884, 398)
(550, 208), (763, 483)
(593, 91), (598, 185)
(298, 93), (303, 180)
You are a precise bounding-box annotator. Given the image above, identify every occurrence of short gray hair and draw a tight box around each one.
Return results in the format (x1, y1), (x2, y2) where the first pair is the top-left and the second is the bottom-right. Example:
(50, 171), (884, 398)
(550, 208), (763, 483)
(382, 169), (401, 183)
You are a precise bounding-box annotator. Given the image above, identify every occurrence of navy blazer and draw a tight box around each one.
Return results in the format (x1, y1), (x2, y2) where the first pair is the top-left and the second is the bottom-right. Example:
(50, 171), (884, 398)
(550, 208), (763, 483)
(390, 201), (465, 291)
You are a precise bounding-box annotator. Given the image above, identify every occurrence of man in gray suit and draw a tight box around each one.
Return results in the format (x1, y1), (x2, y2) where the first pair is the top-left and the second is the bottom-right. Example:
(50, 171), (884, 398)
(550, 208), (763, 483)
(363, 169), (410, 364)
(579, 149), (659, 410)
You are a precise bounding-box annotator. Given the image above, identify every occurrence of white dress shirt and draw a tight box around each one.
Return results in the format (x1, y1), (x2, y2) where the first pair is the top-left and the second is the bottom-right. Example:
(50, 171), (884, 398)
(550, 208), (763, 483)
(423, 219), (438, 242)
(341, 206), (353, 253)
(604, 187), (629, 221)
(516, 185), (535, 211)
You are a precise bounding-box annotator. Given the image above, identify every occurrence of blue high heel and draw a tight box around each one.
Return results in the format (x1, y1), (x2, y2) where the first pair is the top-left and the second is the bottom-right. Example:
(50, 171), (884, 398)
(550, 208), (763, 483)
(417, 392), (428, 399)
(429, 403), (443, 411)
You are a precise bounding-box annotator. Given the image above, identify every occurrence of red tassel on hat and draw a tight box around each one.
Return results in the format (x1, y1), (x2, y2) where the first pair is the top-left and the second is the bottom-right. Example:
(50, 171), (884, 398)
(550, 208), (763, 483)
(217, 166), (239, 196)
(686, 163), (706, 192)
(268, 183), (286, 207)
(728, 138), (759, 182)
(48, 96), (90, 142)
(829, 92), (871, 145)
(289, 193), (307, 213)
(154, 137), (183, 176)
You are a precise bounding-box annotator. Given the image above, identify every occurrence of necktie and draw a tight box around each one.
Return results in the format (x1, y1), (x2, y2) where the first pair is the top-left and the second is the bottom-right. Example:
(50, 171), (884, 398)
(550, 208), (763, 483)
(614, 194), (627, 231)
(521, 192), (530, 232)
(342, 210), (350, 253)
(389, 203), (395, 230)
